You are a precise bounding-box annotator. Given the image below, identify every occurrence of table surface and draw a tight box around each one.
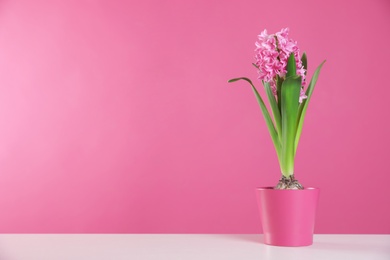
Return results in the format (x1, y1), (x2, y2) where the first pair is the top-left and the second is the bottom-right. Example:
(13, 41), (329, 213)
(0, 234), (389, 260)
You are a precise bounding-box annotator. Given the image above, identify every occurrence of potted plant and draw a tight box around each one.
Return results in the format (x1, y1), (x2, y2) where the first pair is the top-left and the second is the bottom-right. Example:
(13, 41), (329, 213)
(228, 28), (325, 246)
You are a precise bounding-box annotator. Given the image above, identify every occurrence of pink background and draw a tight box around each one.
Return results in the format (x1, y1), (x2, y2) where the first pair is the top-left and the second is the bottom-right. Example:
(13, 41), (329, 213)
(0, 0), (389, 234)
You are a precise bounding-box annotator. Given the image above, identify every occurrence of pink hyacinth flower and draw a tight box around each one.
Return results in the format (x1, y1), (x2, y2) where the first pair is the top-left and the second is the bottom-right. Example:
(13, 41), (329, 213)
(255, 28), (307, 103)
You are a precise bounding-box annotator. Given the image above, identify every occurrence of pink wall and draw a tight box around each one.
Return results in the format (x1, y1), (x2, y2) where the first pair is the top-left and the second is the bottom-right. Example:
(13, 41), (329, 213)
(0, 0), (389, 233)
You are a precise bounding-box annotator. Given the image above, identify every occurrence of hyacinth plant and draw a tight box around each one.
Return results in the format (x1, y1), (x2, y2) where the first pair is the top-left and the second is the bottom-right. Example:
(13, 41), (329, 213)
(228, 28), (325, 189)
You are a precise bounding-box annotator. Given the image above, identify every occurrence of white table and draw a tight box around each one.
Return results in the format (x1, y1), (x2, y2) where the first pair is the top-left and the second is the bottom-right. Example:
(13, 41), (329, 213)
(0, 234), (389, 260)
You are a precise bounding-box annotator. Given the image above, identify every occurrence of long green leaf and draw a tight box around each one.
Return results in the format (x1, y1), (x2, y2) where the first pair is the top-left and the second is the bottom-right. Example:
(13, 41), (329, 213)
(228, 77), (281, 156)
(281, 76), (301, 177)
(286, 53), (297, 78)
(301, 52), (307, 75)
(276, 75), (283, 112)
(294, 60), (326, 154)
(263, 81), (281, 142)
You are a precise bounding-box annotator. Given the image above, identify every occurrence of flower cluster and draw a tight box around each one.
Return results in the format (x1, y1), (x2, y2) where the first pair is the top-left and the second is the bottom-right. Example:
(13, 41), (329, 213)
(255, 28), (307, 103)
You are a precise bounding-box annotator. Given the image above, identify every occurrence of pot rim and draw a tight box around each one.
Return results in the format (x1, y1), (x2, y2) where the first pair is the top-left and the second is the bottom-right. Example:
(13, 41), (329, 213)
(256, 187), (319, 191)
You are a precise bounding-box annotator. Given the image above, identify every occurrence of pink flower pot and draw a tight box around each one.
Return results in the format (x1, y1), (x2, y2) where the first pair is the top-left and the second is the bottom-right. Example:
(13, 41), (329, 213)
(256, 187), (320, 247)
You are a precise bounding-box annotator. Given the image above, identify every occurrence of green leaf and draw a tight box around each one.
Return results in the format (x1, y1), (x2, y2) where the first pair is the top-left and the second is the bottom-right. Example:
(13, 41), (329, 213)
(276, 75), (283, 112)
(301, 52), (307, 75)
(294, 60), (326, 154)
(228, 78), (246, 83)
(263, 81), (281, 142)
(286, 53), (297, 78)
(228, 77), (281, 157)
(281, 76), (301, 177)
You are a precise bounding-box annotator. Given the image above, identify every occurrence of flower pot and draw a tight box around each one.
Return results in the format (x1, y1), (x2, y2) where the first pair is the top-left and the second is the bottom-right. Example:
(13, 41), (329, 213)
(256, 187), (319, 247)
